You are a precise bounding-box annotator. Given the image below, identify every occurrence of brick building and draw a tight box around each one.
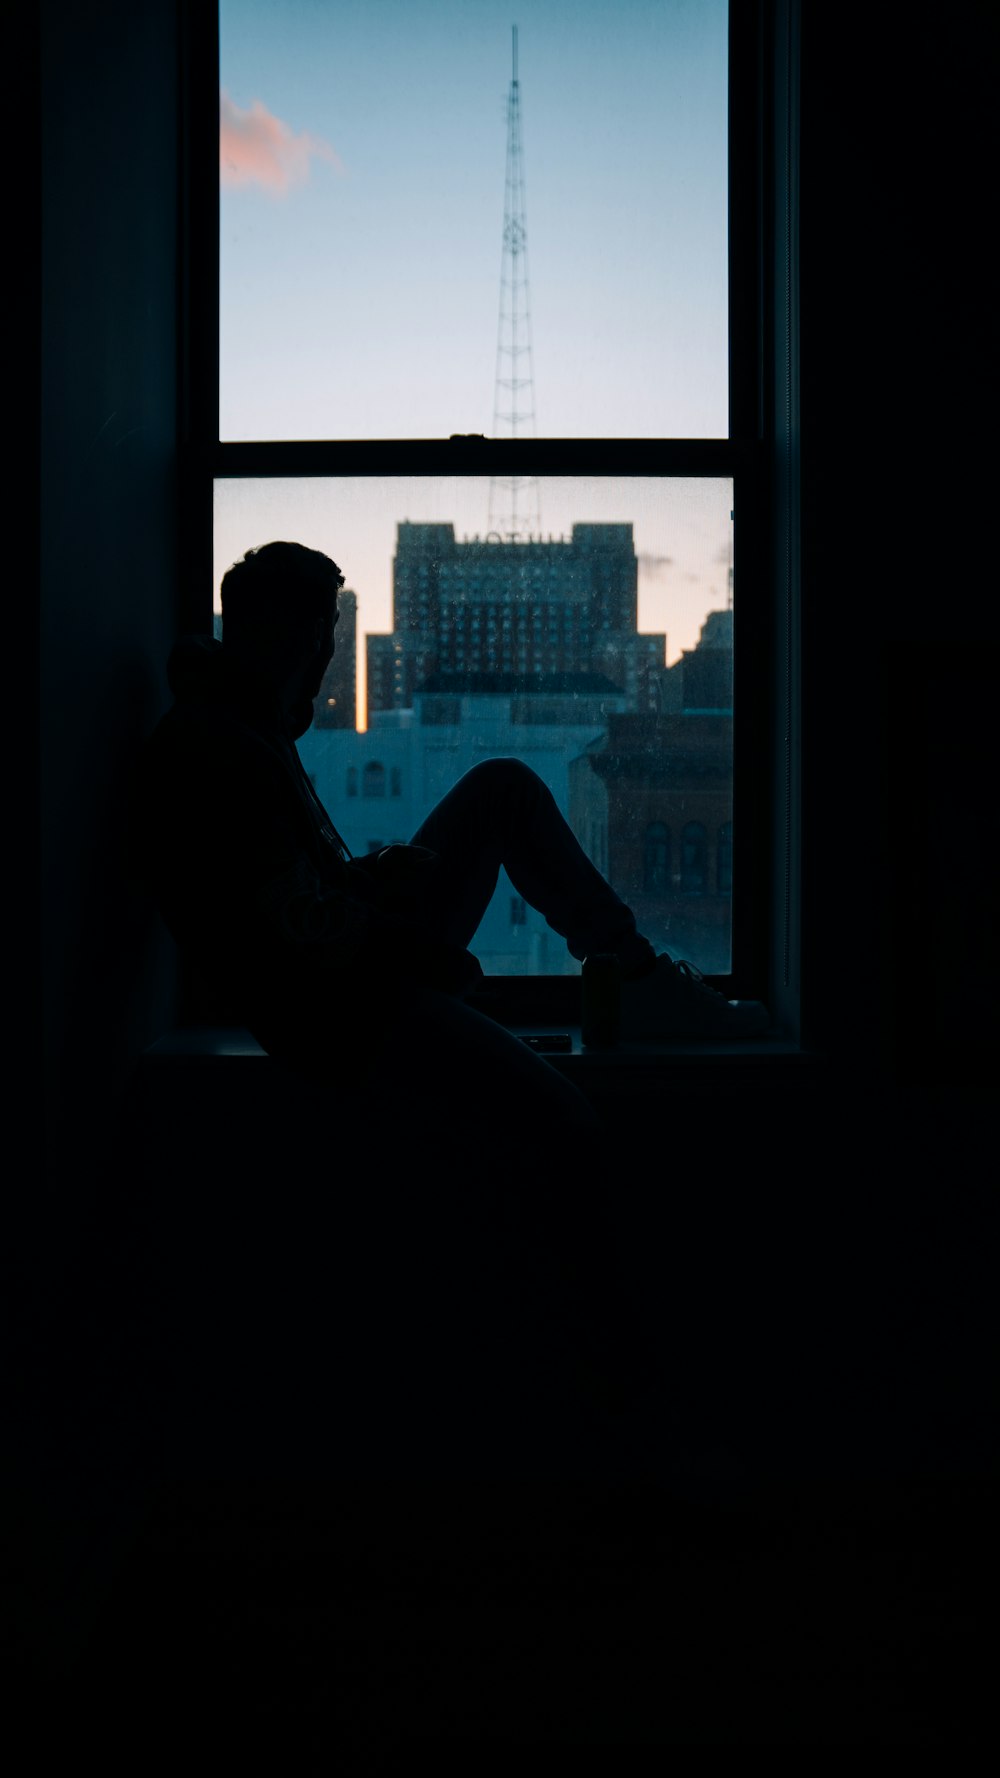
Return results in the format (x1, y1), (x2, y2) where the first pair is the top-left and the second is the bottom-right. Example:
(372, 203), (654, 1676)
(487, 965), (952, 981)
(569, 610), (735, 973)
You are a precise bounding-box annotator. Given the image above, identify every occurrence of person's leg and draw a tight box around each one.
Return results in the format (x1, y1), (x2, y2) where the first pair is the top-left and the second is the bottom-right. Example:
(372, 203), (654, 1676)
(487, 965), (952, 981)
(409, 756), (769, 1037)
(409, 757), (657, 978)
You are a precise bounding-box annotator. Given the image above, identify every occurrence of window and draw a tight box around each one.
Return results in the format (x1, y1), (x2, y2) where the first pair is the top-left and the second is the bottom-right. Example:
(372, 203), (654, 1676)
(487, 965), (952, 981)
(718, 821), (733, 896)
(193, 1), (787, 1006)
(643, 822), (671, 894)
(680, 822), (708, 896)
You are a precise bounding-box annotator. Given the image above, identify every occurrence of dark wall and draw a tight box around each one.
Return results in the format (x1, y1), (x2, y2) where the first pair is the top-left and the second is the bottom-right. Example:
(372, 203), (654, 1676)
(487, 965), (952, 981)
(39, 0), (180, 1294)
(796, 2), (997, 1076)
(31, 0), (997, 1453)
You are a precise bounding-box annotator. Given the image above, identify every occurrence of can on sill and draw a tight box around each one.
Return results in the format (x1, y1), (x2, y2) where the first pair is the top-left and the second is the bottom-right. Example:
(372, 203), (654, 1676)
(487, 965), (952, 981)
(581, 953), (621, 1049)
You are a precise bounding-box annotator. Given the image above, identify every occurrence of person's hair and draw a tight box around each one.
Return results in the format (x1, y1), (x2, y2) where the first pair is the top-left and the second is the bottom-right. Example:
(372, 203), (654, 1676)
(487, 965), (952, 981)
(221, 542), (345, 647)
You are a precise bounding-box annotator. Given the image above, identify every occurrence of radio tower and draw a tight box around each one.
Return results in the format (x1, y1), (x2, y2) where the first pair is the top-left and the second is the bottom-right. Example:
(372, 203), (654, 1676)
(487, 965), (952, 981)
(488, 25), (541, 539)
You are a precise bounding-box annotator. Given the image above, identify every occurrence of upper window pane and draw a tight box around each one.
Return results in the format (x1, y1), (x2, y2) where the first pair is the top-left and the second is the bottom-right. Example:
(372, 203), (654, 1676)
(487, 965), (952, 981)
(219, 0), (729, 441)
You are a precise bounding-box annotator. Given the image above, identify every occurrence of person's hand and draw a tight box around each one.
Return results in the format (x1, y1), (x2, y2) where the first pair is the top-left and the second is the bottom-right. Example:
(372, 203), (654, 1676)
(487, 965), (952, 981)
(374, 844), (440, 911)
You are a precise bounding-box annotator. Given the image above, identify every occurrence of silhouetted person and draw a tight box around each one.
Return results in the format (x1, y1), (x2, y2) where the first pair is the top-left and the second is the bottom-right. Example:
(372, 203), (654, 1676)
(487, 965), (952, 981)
(134, 542), (764, 1110)
(130, 541), (766, 1438)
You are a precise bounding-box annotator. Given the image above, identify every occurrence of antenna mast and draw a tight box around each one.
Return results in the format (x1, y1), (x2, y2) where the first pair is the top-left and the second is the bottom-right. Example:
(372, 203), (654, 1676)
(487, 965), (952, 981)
(488, 24), (541, 538)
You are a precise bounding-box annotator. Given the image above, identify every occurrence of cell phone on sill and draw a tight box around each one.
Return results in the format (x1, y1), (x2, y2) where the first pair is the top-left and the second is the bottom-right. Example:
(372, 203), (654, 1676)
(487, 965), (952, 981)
(521, 1033), (573, 1052)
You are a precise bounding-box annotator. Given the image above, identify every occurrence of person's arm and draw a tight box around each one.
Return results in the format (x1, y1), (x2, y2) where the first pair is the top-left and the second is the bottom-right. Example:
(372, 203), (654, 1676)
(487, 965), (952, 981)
(199, 727), (483, 996)
(255, 848), (483, 996)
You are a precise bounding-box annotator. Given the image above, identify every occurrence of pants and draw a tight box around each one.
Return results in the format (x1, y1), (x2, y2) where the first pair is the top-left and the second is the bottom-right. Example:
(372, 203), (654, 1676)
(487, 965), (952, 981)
(408, 755), (655, 976)
(356, 761), (664, 1414)
(257, 759), (664, 1429)
(362, 757), (653, 1138)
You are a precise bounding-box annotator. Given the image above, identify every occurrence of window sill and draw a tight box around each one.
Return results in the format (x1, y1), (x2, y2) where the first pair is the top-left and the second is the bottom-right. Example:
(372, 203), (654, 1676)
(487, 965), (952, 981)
(141, 1023), (818, 1091)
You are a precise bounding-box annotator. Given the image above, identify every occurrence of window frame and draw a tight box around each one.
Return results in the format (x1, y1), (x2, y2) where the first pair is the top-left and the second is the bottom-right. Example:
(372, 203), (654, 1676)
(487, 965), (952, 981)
(178, 0), (796, 1027)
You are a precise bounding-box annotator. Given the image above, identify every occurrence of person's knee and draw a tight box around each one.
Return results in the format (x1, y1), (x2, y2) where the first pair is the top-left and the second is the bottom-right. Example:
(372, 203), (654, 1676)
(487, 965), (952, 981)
(462, 757), (548, 824)
(465, 756), (547, 804)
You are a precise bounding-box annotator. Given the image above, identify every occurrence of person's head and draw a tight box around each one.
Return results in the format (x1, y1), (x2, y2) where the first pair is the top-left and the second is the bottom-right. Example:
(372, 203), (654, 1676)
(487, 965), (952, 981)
(220, 541), (345, 732)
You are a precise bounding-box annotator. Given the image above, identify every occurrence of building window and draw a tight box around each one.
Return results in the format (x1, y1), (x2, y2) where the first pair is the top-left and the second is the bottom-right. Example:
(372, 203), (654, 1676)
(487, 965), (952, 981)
(681, 822), (708, 895)
(510, 896), (527, 926)
(718, 821), (733, 895)
(390, 766), (402, 797)
(643, 822), (671, 893)
(363, 762), (386, 798)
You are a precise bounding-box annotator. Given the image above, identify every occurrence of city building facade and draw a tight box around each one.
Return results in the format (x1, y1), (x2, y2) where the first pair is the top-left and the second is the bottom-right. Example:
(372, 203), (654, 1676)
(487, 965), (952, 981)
(367, 522), (667, 718)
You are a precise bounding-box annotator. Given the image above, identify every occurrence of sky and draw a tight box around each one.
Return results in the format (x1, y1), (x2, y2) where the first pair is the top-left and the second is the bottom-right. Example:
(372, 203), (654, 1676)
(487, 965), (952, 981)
(217, 0), (731, 720)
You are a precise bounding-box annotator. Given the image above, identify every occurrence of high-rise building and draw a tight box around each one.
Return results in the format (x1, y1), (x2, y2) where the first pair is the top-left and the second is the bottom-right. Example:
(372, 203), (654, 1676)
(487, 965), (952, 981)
(313, 587), (357, 729)
(568, 612), (736, 973)
(367, 522), (666, 718)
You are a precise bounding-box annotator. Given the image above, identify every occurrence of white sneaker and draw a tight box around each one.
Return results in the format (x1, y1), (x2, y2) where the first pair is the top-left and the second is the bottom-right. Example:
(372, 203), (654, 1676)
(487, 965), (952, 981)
(620, 953), (770, 1040)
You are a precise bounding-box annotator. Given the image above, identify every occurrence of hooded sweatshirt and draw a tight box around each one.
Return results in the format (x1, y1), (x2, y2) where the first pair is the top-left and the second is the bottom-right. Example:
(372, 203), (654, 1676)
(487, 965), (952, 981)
(131, 635), (481, 1068)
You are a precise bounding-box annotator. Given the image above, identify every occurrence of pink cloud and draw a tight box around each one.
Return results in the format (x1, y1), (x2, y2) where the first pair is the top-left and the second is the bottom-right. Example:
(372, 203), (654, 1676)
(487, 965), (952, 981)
(220, 90), (343, 194)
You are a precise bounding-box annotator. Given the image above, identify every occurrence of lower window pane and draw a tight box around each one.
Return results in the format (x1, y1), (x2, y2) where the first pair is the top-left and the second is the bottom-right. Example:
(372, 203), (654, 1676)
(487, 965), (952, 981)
(214, 476), (735, 975)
